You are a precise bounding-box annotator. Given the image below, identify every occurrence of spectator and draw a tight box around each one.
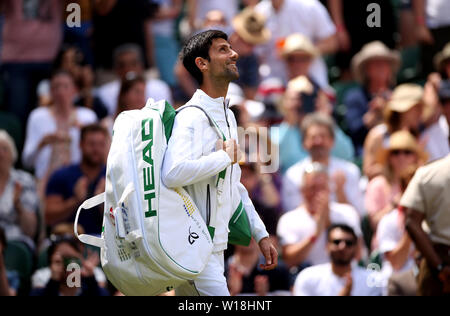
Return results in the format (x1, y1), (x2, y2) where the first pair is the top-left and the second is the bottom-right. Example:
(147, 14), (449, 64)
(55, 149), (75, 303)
(32, 224), (107, 290)
(277, 162), (362, 269)
(434, 42), (450, 80)
(45, 124), (108, 235)
(293, 224), (381, 296)
(255, 0), (338, 88)
(327, 0), (397, 77)
(151, 0), (183, 87)
(101, 75), (147, 134)
(280, 33), (320, 83)
(92, 0), (158, 70)
(282, 113), (364, 216)
(240, 160), (282, 237)
(38, 45), (108, 120)
(344, 42), (401, 156)
(413, 0), (450, 77)
(376, 166), (418, 294)
(402, 154), (450, 295)
(96, 43), (172, 116)
(226, 238), (291, 296)
(0, 0), (63, 122)
(30, 234), (108, 296)
(22, 71), (97, 197)
(187, 0), (239, 33)
(363, 84), (425, 179)
(0, 130), (39, 250)
(365, 131), (427, 230)
(0, 226), (18, 296)
(270, 78), (355, 174)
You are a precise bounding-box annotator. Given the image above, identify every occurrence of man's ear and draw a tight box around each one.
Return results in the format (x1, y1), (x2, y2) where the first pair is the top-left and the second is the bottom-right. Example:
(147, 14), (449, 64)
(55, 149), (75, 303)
(195, 57), (208, 73)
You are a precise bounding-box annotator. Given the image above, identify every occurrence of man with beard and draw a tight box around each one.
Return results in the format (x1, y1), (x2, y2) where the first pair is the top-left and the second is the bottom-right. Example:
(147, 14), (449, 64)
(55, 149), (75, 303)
(162, 30), (277, 296)
(282, 113), (365, 216)
(45, 124), (109, 235)
(293, 224), (381, 296)
(277, 163), (362, 269)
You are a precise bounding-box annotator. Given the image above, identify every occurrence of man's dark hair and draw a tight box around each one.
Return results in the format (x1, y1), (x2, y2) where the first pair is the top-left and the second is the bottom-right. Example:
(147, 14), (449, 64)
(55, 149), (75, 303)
(327, 224), (357, 243)
(80, 124), (109, 143)
(180, 30), (228, 85)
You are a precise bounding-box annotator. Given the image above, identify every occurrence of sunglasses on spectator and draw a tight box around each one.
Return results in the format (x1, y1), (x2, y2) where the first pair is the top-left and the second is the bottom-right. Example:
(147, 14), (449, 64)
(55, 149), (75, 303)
(329, 239), (356, 247)
(390, 149), (414, 156)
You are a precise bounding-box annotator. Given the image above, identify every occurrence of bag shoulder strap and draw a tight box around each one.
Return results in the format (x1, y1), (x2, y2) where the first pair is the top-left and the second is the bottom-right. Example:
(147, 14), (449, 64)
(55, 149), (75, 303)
(176, 105), (226, 141)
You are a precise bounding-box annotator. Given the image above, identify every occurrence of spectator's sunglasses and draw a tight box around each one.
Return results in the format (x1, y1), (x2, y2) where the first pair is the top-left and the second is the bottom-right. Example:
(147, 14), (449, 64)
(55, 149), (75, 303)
(329, 239), (356, 248)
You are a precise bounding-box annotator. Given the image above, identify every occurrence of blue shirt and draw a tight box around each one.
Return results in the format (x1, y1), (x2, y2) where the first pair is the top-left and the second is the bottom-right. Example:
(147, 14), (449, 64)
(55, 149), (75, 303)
(46, 164), (106, 235)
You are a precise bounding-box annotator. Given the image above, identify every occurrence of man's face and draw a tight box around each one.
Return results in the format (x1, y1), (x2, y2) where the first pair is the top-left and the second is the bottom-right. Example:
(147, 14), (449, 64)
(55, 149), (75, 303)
(205, 38), (240, 83)
(116, 52), (143, 80)
(365, 59), (393, 84)
(285, 52), (313, 79)
(51, 74), (77, 105)
(327, 228), (357, 266)
(81, 132), (109, 167)
(0, 140), (13, 170)
(301, 172), (329, 203)
(303, 124), (334, 161)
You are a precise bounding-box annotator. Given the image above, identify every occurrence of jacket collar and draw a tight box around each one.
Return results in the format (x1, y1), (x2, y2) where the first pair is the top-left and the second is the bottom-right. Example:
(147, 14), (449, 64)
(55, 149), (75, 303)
(193, 89), (230, 111)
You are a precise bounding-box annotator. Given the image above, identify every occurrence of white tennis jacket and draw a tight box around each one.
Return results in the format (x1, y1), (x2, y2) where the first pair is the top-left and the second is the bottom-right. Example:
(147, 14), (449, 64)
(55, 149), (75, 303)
(161, 89), (269, 252)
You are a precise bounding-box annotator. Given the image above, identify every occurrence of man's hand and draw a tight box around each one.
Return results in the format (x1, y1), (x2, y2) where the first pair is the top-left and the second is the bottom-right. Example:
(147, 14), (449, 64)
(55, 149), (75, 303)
(339, 273), (353, 296)
(81, 250), (100, 278)
(74, 177), (89, 203)
(217, 139), (243, 164)
(258, 237), (278, 271)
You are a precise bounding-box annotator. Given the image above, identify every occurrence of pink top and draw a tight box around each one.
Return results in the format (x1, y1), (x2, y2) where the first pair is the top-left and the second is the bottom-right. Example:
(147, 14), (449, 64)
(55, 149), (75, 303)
(365, 175), (401, 216)
(1, 0), (63, 63)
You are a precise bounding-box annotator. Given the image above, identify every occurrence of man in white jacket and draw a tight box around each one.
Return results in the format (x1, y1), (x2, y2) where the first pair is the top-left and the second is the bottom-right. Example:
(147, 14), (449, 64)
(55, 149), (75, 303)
(162, 30), (278, 296)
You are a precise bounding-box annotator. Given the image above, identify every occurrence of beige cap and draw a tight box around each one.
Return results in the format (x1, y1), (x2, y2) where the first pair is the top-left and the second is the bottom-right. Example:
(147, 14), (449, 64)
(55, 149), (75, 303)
(352, 41), (401, 83)
(387, 84), (424, 113)
(232, 8), (271, 45)
(376, 130), (428, 165)
(281, 33), (320, 59)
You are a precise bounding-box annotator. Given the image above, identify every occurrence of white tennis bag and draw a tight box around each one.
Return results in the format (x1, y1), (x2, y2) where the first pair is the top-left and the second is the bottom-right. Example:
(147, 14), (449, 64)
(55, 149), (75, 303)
(74, 99), (223, 296)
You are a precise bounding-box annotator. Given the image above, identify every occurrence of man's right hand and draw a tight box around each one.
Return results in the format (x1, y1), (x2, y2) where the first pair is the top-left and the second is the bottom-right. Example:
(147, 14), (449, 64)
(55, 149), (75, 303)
(218, 139), (242, 164)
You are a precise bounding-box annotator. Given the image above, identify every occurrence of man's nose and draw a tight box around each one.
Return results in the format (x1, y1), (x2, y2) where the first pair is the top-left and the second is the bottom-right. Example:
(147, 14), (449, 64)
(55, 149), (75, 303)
(230, 49), (239, 61)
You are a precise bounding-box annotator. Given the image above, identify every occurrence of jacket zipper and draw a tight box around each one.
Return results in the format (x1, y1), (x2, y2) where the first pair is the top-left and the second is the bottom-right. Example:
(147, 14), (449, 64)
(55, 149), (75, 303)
(223, 102), (233, 202)
(206, 184), (211, 226)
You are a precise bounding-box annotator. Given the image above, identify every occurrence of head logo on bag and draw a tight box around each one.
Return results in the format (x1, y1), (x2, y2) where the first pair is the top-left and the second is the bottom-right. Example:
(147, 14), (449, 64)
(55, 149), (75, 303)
(142, 118), (157, 219)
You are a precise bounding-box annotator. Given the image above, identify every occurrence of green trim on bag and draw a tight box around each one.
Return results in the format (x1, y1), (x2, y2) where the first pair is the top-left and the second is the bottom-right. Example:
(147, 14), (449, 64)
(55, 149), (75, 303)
(208, 226), (215, 240)
(228, 200), (252, 246)
(161, 101), (177, 142)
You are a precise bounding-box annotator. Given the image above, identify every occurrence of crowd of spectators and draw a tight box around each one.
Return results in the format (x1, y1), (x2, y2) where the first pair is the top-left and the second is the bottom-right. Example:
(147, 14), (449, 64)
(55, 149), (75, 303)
(1, 0), (450, 296)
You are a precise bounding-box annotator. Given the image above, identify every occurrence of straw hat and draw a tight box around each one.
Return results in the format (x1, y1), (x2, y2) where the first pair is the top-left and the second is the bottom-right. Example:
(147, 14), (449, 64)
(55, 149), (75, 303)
(434, 42), (450, 73)
(376, 130), (428, 165)
(386, 83), (424, 113)
(232, 8), (271, 45)
(280, 33), (320, 59)
(351, 41), (401, 83)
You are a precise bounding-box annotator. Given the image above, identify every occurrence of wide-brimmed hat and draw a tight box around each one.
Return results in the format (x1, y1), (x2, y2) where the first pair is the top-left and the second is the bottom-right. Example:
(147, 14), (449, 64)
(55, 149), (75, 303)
(232, 8), (271, 45)
(434, 42), (450, 73)
(386, 83), (424, 113)
(280, 33), (320, 59)
(352, 41), (401, 83)
(376, 130), (428, 165)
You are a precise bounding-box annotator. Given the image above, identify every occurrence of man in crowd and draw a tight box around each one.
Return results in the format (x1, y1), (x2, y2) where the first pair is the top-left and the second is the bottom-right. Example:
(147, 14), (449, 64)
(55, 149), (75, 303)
(293, 224), (381, 296)
(45, 124), (109, 235)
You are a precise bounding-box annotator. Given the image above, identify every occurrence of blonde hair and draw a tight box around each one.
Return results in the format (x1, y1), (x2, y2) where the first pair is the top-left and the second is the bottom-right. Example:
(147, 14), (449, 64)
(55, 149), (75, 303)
(0, 130), (18, 164)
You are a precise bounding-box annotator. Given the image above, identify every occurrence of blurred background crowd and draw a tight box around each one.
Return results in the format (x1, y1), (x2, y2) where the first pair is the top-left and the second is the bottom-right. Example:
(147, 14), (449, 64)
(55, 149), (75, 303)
(0, 0), (450, 296)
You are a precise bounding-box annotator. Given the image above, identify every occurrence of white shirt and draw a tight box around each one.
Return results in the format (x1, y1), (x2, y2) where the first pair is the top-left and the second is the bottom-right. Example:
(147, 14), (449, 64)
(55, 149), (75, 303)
(255, 0), (336, 88)
(162, 90), (268, 251)
(422, 116), (450, 161)
(293, 263), (382, 296)
(22, 107), (97, 179)
(277, 202), (362, 266)
(425, 0), (450, 28)
(96, 79), (173, 116)
(377, 208), (416, 292)
(282, 157), (366, 217)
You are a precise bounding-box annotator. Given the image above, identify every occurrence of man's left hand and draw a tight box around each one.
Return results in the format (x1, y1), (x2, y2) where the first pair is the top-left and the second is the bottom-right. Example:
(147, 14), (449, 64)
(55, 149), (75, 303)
(258, 237), (278, 271)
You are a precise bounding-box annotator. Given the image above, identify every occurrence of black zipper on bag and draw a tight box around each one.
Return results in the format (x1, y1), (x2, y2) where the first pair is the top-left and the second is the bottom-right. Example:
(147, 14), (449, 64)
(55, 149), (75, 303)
(206, 184), (211, 226)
